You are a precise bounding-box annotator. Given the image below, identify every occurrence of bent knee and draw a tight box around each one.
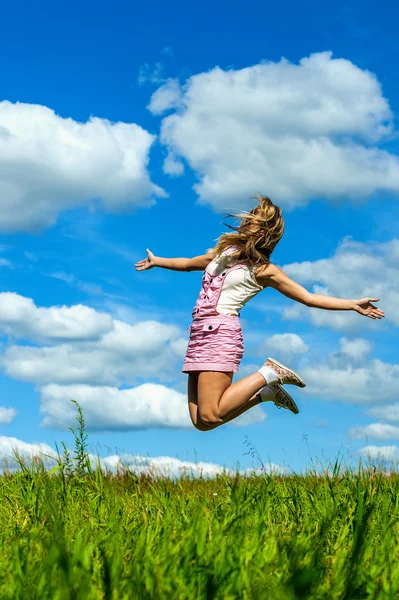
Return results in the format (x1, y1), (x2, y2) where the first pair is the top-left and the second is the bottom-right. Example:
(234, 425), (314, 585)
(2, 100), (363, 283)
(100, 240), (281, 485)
(192, 413), (221, 431)
(197, 411), (222, 427)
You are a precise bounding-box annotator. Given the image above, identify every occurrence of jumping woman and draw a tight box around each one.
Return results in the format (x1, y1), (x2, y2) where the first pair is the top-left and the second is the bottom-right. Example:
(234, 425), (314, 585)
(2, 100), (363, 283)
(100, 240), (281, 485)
(135, 195), (384, 432)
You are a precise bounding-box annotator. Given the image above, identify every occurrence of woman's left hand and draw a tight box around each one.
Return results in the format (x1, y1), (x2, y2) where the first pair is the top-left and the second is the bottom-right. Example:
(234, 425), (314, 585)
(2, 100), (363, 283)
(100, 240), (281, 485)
(353, 298), (385, 319)
(134, 249), (157, 271)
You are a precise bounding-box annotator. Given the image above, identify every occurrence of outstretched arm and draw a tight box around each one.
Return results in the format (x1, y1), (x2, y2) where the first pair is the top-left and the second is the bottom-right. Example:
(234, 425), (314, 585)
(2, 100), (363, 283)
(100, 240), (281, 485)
(134, 249), (215, 272)
(256, 264), (385, 320)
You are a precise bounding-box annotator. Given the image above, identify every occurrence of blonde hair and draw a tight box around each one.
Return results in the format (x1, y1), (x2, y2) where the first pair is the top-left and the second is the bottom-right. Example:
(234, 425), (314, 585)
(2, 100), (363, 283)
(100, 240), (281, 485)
(210, 194), (284, 266)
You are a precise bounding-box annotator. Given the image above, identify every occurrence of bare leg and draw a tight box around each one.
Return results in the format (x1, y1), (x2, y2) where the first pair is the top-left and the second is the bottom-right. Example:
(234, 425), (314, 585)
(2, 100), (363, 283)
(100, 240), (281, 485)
(197, 370), (270, 428)
(188, 373), (211, 431)
(208, 394), (262, 428)
(188, 372), (266, 431)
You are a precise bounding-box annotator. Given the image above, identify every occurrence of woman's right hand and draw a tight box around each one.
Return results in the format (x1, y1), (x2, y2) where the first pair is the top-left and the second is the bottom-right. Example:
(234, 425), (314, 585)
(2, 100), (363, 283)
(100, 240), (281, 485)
(134, 249), (157, 271)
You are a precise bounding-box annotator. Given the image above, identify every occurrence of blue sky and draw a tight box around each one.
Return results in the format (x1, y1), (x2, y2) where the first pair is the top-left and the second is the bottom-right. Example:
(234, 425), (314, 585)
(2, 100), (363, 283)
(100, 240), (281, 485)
(0, 0), (398, 476)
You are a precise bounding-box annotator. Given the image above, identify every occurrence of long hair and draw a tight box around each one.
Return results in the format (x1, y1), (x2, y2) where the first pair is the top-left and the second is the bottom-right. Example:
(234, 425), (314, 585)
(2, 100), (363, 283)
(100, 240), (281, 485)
(210, 194), (284, 266)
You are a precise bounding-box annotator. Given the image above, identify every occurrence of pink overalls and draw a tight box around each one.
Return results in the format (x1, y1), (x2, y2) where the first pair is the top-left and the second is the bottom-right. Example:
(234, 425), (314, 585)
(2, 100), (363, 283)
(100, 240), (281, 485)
(182, 258), (246, 373)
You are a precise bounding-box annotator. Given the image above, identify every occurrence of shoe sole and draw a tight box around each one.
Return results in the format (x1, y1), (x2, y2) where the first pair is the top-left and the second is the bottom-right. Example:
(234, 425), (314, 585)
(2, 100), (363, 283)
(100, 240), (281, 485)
(267, 357), (306, 388)
(272, 383), (299, 414)
(277, 399), (299, 414)
(282, 400), (299, 415)
(279, 396), (299, 415)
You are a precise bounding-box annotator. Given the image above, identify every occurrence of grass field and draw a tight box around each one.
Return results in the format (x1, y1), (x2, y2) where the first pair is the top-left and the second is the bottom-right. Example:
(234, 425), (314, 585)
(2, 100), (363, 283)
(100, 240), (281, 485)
(1, 405), (399, 599)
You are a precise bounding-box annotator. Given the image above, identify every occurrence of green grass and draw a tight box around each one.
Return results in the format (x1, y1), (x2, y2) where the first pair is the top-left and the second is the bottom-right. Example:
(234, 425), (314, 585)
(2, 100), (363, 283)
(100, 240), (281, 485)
(1, 406), (399, 599)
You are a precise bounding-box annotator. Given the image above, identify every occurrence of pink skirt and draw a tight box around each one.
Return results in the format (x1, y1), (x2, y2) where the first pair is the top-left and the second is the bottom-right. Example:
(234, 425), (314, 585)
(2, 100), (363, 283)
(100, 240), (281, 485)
(182, 315), (244, 373)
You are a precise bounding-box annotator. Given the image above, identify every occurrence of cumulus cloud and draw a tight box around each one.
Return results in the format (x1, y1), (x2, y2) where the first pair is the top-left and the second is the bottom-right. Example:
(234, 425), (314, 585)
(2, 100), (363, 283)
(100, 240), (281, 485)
(150, 52), (399, 210)
(358, 445), (399, 460)
(327, 337), (373, 369)
(40, 383), (192, 430)
(230, 405), (266, 427)
(0, 434), (285, 477)
(303, 359), (399, 405)
(0, 292), (114, 343)
(40, 382), (266, 431)
(0, 293), (185, 386)
(282, 237), (399, 332)
(0, 407), (16, 424)
(338, 338), (372, 362)
(0, 290), (266, 431)
(300, 337), (399, 405)
(366, 404), (399, 423)
(148, 79), (183, 115)
(2, 318), (185, 386)
(0, 297), (267, 432)
(99, 453), (285, 478)
(0, 101), (165, 232)
(0, 436), (56, 468)
(349, 423), (399, 441)
(163, 152), (185, 176)
(261, 333), (308, 365)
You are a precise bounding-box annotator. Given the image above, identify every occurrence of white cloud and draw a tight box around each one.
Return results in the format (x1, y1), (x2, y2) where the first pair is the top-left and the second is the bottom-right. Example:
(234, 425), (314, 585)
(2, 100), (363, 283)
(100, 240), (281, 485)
(0, 434), (285, 477)
(230, 405), (266, 427)
(358, 445), (399, 460)
(0, 436), (56, 467)
(2, 318), (185, 386)
(150, 51), (399, 209)
(148, 78), (183, 115)
(0, 101), (166, 232)
(0, 293), (185, 386)
(40, 383), (192, 430)
(0, 291), (266, 431)
(0, 407), (16, 424)
(169, 337), (190, 357)
(40, 382), (266, 431)
(99, 453), (284, 478)
(0, 292), (113, 343)
(303, 357), (399, 405)
(261, 333), (308, 365)
(326, 337), (373, 369)
(163, 152), (184, 176)
(366, 404), (399, 423)
(282, 237), (399, 332)
(235, 364), (263, 379)
(338, 337), (372, 362)
(350, 423), (399, 441)
(299, 336), (399, 405)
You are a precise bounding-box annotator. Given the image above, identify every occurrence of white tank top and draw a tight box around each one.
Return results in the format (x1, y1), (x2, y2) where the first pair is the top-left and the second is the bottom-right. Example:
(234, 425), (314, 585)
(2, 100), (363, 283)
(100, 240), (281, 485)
(207, 251), (264, 316)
